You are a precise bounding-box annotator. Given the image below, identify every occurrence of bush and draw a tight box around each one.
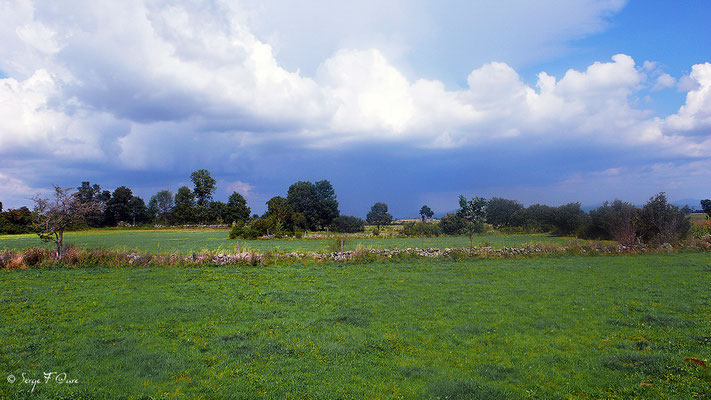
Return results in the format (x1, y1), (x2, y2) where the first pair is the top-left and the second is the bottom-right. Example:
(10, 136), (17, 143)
(402, 221), (441, 237)
(239, 226), (260, 240)
(250, 217), (271, 236)
(552, 203), (589, 236)
(0, 206), (34, 234)
(330, 215), (365, 233)
(228, 221), (245, 239)
(228, 223), (260, 240)
(521, 204), (556, 232)
(486, 197), (525, 228)
(439, 213), (467, 235)
(371, 228), (380, 236)
(587, 200), (640, 245)
(640, 193), (690, 244)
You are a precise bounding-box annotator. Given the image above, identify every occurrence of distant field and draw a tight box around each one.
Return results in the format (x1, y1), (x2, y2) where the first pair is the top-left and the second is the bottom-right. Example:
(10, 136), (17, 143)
(690, 212), (709, 221)
(0, 229), (576, 254)
(1, 254), (709, 398)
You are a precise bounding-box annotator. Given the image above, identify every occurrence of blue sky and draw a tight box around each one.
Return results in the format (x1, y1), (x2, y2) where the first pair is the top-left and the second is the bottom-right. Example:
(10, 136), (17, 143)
(1, 0), (710, 217)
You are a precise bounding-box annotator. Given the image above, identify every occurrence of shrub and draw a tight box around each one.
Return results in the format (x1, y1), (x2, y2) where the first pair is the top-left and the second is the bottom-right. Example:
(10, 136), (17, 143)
(23, 247), (48, 266)
(439, 213), (467, 235)
(402, 221), (441, 237)
(239, 226), (260, 240)
(587, 200), (640, 245)
(486, 197), (525, 228)
(330, 215), (365, 233)
(228, 224), (260, 240)
(521, 204), (556, 232)
(250, 217), (272, 236)
(371, 228), (380, 236)
(552, 203), (589, 236)
(228, 221), (245, 239)
(0, 206), (35, 234)
(640, 193), (690, 244)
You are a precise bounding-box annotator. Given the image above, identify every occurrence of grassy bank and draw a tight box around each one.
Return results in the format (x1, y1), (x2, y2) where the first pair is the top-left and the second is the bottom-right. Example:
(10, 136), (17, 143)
(1, 253), (709, 398)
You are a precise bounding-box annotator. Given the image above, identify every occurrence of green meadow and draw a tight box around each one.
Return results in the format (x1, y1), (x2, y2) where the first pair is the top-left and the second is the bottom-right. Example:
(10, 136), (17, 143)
(0, 229), (574, 254)
(1, 253), (710, 398)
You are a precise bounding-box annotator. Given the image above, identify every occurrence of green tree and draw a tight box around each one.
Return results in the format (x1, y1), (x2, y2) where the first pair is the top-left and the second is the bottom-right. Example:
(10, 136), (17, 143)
(149, 190), (173, 224)
(265, 196), (293, 221)
(419, 205), (434, 222)
(106, 186), (134, 225)
(76, 182), (102, 203)
(521, 204), (556, 232)
(457, 195), (487, 221)
(286, 180), (340, 230)
(190, 169), (217, 207)
(287, 181), (318, 229)
(640, 193), (689, 244)
(588, 200), (639, 245)
(553, 203), (589, 236)
(330, 215), (365, 233)
(147, 197), (159, 222)
(366, 202), (392, 229)
(225, 192), (251, 224)
(439, 213), (467, 235)
(172, 186), (196, 224)
(250, 196), (304, 236)
(0, 206), (34, 234)
(208, 201), (228, 224)
(191, 169), (216, 223)
(128, 196), (149, 225)
(76, 181), (105, 227)
(314, 180), (339, 229)
(701, 199), (711, 218)
(486, 197), (525, 228)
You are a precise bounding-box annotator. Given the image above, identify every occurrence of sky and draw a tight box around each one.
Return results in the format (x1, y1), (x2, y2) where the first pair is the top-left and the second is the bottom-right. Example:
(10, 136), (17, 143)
(0, 0), (710, 217)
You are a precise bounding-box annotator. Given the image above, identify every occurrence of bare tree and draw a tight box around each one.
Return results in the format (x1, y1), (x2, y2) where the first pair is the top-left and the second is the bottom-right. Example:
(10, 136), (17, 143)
(33, 185), (102, 261)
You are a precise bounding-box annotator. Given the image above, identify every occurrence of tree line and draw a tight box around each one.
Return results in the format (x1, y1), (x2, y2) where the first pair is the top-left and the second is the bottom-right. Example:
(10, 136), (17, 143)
(0, 170), (250, 234)
(403, 193), (705, 246)
(1, 172), (710, 247)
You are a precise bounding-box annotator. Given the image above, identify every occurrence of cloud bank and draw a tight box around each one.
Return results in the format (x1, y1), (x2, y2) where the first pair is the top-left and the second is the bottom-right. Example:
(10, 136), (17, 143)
(0, 0), (709, 212)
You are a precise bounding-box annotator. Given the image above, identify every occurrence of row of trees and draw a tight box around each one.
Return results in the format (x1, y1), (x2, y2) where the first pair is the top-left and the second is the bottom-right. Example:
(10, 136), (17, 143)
(2, 178), (709, 246)
(0, 170), (252, 234)
(72, 170), (252, 227)
(402, 193), (695, 246)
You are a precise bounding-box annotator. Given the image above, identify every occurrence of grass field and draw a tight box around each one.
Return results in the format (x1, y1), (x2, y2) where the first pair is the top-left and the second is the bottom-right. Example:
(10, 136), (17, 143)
(0, 229), (576, 254)
(1, 253), (710, 398)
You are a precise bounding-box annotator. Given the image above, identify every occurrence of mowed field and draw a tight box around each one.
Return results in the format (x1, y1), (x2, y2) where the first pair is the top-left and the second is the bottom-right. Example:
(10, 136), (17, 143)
(0, 229), (575, 254)
(1, 254), (710, 398)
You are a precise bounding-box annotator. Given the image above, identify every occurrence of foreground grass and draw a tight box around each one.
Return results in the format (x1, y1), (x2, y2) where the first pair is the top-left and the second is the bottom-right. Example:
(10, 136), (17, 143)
(0, 229), (574, 254)
(1, 253), (710, 399)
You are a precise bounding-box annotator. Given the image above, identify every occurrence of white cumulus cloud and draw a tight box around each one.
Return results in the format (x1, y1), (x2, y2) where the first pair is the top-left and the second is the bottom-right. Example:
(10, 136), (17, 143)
(0, 0), (710, 207)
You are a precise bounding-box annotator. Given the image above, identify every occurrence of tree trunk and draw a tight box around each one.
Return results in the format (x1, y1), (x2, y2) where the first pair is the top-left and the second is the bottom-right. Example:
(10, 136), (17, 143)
(55, 230), (64, 261)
